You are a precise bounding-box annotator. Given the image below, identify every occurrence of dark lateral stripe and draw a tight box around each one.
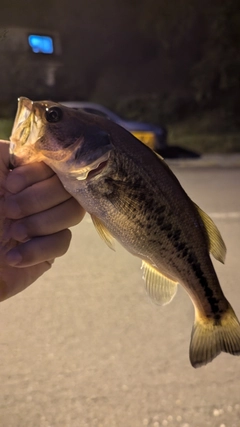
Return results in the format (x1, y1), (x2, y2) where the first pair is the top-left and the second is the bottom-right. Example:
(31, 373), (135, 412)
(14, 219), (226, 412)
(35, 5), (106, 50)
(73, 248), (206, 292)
(187, 251), (221, 314)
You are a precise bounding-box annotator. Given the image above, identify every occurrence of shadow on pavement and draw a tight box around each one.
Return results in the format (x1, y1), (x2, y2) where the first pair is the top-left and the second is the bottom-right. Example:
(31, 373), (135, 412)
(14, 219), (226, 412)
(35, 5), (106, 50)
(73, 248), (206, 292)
(159, 145), (201, 159)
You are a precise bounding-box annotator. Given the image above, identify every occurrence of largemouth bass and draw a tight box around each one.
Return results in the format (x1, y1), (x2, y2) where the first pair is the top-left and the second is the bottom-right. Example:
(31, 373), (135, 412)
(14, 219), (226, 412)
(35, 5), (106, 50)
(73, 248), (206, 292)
(10, 97), (240, 367)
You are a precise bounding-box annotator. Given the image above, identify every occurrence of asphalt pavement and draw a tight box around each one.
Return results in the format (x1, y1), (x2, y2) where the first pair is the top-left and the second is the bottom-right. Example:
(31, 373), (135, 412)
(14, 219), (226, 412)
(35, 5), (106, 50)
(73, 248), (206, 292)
(0, 156), (240, 427)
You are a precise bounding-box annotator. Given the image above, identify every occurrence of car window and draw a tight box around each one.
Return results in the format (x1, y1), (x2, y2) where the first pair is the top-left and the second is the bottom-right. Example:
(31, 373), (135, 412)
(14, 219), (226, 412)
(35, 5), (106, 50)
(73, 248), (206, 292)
(83, 107), (110, 119)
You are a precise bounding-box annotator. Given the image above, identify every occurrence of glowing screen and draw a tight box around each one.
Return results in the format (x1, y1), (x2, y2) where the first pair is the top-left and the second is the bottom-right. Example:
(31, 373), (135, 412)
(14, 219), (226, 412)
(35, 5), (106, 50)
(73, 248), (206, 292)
(28, 35), (54, 54)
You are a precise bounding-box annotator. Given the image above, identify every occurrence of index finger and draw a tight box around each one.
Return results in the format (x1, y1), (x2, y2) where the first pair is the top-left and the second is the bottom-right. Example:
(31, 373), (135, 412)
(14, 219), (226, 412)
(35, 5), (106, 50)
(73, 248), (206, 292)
(0, 140), (11, 170)
(5, 162), (55, 194)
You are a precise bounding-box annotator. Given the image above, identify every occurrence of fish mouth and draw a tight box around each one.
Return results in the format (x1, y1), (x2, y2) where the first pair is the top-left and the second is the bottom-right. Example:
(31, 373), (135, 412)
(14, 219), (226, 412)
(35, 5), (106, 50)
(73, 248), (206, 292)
(10, 97), (44, 166)
(11, 97), (42, 144)
(10, 97), (113, 177)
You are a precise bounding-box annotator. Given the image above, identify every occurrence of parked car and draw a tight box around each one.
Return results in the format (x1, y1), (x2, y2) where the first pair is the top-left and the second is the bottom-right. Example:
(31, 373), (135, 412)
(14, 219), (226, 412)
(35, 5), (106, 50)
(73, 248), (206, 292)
(61, 101), (167, 152)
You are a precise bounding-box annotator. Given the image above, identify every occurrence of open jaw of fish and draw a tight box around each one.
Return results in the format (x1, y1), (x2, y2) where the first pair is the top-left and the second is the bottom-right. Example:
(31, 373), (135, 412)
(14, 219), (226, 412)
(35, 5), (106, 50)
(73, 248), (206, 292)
(10, 97), (112, 183)
(9, 97), (240, 368)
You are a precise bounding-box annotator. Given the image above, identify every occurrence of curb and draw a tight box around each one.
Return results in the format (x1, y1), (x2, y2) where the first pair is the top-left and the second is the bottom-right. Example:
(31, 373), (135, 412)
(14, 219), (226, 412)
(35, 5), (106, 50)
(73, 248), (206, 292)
(166, 154), (240, 168)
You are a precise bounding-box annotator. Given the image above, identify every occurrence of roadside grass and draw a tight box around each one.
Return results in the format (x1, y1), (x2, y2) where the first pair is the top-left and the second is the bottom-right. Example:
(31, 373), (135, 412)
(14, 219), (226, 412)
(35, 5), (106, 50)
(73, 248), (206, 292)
(168, 128), (240, 154)
(168, 110), (240, 154)
(0, 118), (13, 140)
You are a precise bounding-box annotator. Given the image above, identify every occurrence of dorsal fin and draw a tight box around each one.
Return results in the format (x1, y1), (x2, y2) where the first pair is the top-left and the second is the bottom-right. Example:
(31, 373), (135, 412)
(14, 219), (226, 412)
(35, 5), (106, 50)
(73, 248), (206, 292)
(141, 261), (178, 305)
(91, 214), (115, 251)
(193, 203), (226, 263)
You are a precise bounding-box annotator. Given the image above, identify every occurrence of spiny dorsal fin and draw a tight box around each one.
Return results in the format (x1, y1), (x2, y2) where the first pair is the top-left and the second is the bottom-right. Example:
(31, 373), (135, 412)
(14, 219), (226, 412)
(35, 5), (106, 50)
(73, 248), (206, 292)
(194, 203), (226, 264)
(91, 215), (115, 251)
(141, 261), (178, 305)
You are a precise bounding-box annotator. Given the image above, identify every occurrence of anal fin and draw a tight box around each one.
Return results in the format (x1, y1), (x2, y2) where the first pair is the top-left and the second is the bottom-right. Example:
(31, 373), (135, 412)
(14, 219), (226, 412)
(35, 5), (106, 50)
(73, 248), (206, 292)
(141, 261), (178, 305)
(91, 215), (115, 251)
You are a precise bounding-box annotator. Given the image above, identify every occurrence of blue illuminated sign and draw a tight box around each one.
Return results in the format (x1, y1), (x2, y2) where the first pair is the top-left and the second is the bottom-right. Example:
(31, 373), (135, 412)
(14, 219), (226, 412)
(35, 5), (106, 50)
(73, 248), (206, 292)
(28, 35), (54, 54)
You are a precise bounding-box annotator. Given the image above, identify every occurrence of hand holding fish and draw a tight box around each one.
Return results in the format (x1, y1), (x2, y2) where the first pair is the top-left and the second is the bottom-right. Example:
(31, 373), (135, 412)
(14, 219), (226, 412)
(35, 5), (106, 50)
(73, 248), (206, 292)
(0, 139), (85, 301)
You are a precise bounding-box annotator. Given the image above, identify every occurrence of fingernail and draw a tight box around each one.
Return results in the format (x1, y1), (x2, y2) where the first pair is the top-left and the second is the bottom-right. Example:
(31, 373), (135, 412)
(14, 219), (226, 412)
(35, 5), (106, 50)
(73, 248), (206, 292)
(5, 249), (22, 266)
(5, 172), (24, 194)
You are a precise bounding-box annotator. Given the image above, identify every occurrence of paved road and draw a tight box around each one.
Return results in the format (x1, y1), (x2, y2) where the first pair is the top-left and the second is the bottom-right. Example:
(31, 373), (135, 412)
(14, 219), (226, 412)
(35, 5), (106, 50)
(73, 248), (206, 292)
(0, 163), (240, 427)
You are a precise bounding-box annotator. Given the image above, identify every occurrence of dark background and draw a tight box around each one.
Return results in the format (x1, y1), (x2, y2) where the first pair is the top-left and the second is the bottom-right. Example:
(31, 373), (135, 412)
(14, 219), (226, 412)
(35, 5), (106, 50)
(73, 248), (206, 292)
(0, 0), (240, 128)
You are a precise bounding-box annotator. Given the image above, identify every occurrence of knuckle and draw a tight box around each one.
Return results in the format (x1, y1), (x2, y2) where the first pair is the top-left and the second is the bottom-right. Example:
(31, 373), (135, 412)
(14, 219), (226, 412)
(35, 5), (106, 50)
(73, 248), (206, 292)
(5, 170), (27, 194)
(28, 186), (45, 212)
(4, 195), (22, 219)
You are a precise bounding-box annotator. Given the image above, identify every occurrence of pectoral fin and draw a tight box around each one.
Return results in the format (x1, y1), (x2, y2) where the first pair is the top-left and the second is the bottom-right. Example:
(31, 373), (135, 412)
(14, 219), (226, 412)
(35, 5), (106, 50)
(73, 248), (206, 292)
(193, 203), (226, 263)
(141, 261), (178, 305)
(91, 215), (115, 251)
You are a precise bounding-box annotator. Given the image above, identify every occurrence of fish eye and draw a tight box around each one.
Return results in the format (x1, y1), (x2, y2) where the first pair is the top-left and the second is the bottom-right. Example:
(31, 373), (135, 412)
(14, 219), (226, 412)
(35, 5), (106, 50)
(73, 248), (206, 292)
(45, 107), (63, 123)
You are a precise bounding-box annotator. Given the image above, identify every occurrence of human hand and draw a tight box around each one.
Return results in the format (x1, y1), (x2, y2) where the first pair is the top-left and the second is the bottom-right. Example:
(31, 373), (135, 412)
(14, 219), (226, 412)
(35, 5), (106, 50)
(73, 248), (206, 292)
(0, 139), (85, 301)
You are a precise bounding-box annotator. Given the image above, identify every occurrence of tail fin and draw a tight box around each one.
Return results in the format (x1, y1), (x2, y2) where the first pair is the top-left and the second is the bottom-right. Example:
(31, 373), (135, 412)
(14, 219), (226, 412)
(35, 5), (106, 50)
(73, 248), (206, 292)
(190, 306), (240, 368)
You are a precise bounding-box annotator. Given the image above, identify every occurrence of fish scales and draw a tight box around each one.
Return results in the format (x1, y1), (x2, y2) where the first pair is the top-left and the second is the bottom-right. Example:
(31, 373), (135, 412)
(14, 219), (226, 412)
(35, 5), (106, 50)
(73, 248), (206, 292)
(86, 149), (227, 316)
(9, 97), (240, 368)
